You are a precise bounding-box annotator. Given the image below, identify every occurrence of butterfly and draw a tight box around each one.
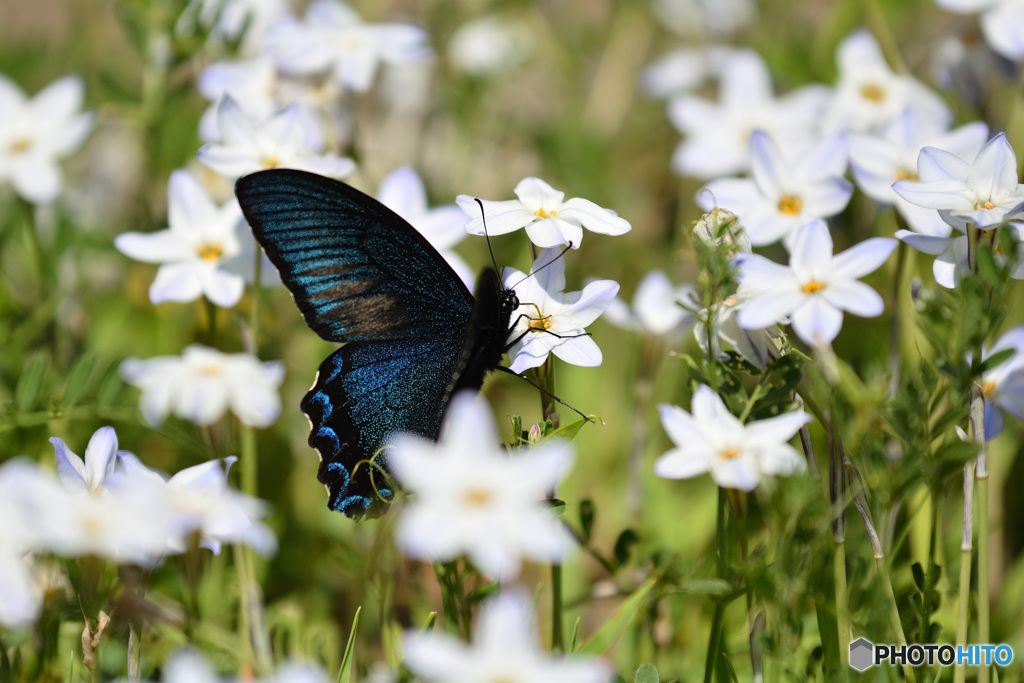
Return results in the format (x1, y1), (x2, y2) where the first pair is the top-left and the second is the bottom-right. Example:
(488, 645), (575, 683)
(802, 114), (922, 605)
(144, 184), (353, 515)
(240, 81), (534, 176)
(235, 169), (519, 518)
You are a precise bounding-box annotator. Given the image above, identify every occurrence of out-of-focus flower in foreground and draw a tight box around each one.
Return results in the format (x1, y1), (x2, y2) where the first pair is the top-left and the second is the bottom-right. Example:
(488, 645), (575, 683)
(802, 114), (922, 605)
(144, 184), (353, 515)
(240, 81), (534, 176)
(113, 648), (330, 683)
(656, 385), (810, 491)
(115, 170), (252, 307)
(699, 131), (853, 248)
(389, 392), (573, 579)
(120, 344), (284, 428)
(265, 0), (430, 92)
(0, 74), (94, 204)
(503, 248), (619, 374)
(605, 270), (695, 338)
(936, 0), (1024, 61)
(197, 96), (355, 179)
(893, 133), (1024, 230)
(404, 591), (608, 683)
(979, 325), (1024, 439)
(457, 177), (632, 249)
(735, 220), (897, 348)
(50, 426), (126, 496)
(377, 167), (473, 289)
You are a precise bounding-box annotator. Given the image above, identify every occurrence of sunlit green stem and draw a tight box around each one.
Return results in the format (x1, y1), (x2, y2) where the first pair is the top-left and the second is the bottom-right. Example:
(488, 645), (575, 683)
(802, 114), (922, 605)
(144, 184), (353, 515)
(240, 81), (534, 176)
(534, 358), (564, 652)
(828, 418), (849, 673)
(954, 461), (974, 683)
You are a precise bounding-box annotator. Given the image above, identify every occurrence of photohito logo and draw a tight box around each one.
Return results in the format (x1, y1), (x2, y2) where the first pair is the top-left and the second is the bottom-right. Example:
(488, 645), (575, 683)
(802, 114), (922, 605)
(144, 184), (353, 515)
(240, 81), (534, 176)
(849, 637), (1014, 671)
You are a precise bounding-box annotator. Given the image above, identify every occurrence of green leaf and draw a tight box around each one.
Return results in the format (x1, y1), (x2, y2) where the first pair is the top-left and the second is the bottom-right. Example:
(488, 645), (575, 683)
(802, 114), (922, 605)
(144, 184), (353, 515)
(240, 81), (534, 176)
(680, 579), (733, 596)
(15, 354), (48, 413)
(569, 616), (582, 653)
(546, 498), (567, 516)
(578, 577), (656, 656)
(634, 663), (660, 683)
(613, 529), (639, 567)
(545, 416), (592, 442)
(578, 498), (595, 544)
(911, 563), (926, 592)
(61, 354), (95, 406)
(336, 606), (361, 683)
(976, 348), (1015, 376)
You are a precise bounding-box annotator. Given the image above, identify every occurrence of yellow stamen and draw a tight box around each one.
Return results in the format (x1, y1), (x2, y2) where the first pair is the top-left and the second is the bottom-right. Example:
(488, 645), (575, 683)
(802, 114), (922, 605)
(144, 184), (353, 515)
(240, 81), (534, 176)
(895, 169), (919, 182)
(534, 208), (558, 219)
(261, 155), (279, 169)
(778, 195), (803, 215)
(982, 379), (996, 397)
(975, 200), (995, 210)
(8, 137), (31, 154)
(462, 489), (492, 507)
(528, 317), (552, 331)
(195, 364), (224, 376)
(719, 448), (741, 462)
(802, 280), (825, 294)
(860, 83), (886, 103)
(196, 243), (224, 261)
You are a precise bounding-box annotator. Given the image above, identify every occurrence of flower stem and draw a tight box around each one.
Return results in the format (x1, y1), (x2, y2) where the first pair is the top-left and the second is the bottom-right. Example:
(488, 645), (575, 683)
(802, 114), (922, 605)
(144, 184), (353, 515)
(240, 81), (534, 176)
(535, 358), (564, 653)
(970, 380), (990, 683)
(954, 461), (974, 683)
(828, 417), (849, 672)
(703, 489), (728, 683)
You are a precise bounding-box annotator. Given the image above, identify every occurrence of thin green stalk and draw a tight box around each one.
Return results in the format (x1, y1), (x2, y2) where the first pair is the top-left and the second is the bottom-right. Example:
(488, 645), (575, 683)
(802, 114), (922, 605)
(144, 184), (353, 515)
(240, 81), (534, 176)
(971, 381), (990, 683)
(127, 625), (141, 682)
(828, 417), (849, 673)
(703, 489), (728, 683)
(954, 461), (974, 683)
(535, 358), (564, 653)
(19, 198), (49, 302)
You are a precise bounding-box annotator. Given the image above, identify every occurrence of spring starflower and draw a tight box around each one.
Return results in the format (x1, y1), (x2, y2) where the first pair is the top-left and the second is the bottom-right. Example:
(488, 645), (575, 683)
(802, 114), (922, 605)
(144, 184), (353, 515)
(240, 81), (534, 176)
(503, 248), (619, 374)
(405, 591), (608, 683)
(699, 131), (853, 247)
(388, 392), (573, 579)
(120, 344), (284, 428)
(936, 0), (1024, 61)
(457, 178), (632, 249)
(604, 270), (695, 338)
(892, 133), (1024, 230)
(50, 426), (127, 496)
(0, 74), (94, 203)
(735, 220), (897, 347)
(656, 385), (810, 491)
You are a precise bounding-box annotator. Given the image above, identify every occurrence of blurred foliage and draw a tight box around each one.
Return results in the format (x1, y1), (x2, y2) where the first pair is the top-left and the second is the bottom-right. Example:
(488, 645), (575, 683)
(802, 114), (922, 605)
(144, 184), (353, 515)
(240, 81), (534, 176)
(1, 0), (1024, 681)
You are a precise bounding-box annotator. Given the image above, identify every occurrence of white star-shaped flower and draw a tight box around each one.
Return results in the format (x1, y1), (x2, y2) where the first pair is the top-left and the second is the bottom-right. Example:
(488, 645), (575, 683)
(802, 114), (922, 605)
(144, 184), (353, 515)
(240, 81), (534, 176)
(822, 30), (948, 135)
(936, 0), (1024, 61)
(667, 49), (830, 179)
(503, 248), (619, 374)
(376, 167), (473, 289)
(389, 392), (573, 579)
(604, 269), (695, 337)
(656, 385), (810, 491)
(735, 220), (897, 347)
(699, 131), (853, 248)
(119, 344), (284, 428)
(893, 132), (1024, 230)
(115, 169), (255, 307)
(457, 178), (631, 249)
(49, 426), (128, 496)
(404, 591), (608, 683)
(197, 96), (356, 179)
(0, 74), (94, 204)
(264, 0), (430, 92)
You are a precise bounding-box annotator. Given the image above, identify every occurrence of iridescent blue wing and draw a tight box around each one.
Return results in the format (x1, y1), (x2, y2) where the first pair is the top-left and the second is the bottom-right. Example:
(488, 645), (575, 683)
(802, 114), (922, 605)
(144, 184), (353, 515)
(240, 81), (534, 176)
(235, 169), (474, 343)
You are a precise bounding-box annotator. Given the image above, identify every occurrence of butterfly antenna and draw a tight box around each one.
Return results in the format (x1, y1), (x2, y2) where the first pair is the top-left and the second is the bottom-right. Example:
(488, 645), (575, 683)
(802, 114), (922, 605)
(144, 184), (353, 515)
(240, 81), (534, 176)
(474, 198), (504, 280)
(495, 366), (594, 423)
(510, 242), (573, 290)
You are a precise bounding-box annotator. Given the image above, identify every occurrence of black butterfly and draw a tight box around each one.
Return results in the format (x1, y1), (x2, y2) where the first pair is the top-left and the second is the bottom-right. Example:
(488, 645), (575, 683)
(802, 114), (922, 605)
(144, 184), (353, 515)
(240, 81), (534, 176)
(235, 169), (518, 518)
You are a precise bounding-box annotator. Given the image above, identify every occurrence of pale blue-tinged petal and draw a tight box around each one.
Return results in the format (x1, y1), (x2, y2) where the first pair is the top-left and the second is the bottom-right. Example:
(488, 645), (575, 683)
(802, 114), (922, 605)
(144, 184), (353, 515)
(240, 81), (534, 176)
(966, 133), (1019, 198)
(981, 1), (1024, 60)
(744, 411), (810, 444)
(197, 143), (258, 178)
(737, 292), (805, 329)
(214, 95), (256, 147)
(168, 170), (218, 235)
(896, 229), (952, 255)
(939, 121), (990, 160)
(296, 155), (356, 179)
(50, 437), (87, 492)
(29, 76), (84, 129)
(560, 197), (632, 236)
(749, 130), (787, 199)
(791, 297), (843, 346)
(831, 237), (897, 280)
(849, 134), (906, 202)
(734, 253), (797, 292)
(797, 135), (848, 180)
(788, 221), (834, 282)
(799, 177), (854, 217)
(758, 445), (807, 476)
(822, 280), (885, 316)
(0, 74), (25, 114)
(49, 112), (95, 157)
(711, 455), (760, 491)
(150, 263), (204, 304)
(457, 197), (535, 236)
(201, 268), (246, 307)
(917, 146), (971, 183)
(561, 279), (619, 327)
(933, 237), (968, 288)
(417, 206), (469, 250)
(896, 200), (954, 238)
(654, 447), (714, 480)
(696, 177), (760, 213)
(720, 50), (774, 107)
(658, 403), (702, 448)
(377, 166), (427, 220)
(984, 403), (1005, 440)
(552, 334), (602, 367)
(83, 427), (119, 492)
(892, 178), (974, 210)
(936, 0), (999, 10)
(526, 217), (581, 248)
(690, 384), (739, 428)
(530, 247), (567, 296)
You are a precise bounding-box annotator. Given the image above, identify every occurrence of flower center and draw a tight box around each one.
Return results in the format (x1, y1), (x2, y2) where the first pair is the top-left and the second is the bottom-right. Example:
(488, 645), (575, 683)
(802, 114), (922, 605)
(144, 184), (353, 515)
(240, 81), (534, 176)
(982, 379), (997, 398)
(975, 200), (995, 210)
(719, 448), (741, 462)
(860, 82), (886, 103)
(462, 488), (492, 507)
(778, 194), (803, 215)
(196, 242), (224, 261)
(534, 208), (557, 219)
(261, 155), (279, 169)
(528, 316), (552, 331)
(8, 137), (32, 155)
(195, 363), (224, 376)
(802, 280), (825, 294)
(895, 169), (918, 182)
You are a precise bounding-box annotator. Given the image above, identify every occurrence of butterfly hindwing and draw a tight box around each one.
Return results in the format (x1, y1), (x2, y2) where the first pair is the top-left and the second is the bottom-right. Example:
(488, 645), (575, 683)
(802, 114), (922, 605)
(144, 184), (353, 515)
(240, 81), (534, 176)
(235, 169), (474, 343)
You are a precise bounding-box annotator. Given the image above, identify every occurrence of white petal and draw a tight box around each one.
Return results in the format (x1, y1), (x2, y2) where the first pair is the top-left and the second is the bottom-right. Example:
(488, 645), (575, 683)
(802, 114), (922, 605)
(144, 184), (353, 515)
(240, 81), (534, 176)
(822, 280), (885, 317)
(790, 298), (844, 346)
(831, 237), (897, 280)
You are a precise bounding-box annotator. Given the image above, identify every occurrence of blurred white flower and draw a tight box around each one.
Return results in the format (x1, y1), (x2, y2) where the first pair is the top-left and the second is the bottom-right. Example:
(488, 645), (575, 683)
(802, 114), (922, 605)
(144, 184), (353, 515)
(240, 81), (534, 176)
(50, 426), (127, 496)
(657, 385), (809, 490)
(120, 344), (284, 428)
(667, 50), (830, 179)
(406, 591), (608, 683)
(503, 248), (619, 374)
(117, 454), (276, 555)
(389, 392), (573, 579)
(0, 74), (94, 204)
(447, 15), (533, 76)
(0, 461), (48, 628)
(979, 325), (1024, 439)
(605, 270), (695, 337)
(115, 170), (253, 307)
(652, 0), (756, 37)
(178, 0), (289, 54)
(0, 553), (42, 629)
(458, 177), (631, 249)
(197, 58), (280, 141)
(641, 45), (733, 99)
(376, 167), (473, 289)
(893, 132), (1024, 230)
(735, 220), (897, 348)
(822, 31), (948, 135)
(265, 0), (430, 92)
(197, 96), (355, 179)
(936, 0), (1024, 61)
(115, 648), (332, 683)
(698, 131), (853, 248)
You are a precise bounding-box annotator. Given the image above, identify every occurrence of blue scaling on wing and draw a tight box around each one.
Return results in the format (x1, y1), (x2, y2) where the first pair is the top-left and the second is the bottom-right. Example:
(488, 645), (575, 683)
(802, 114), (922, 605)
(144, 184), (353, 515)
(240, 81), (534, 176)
(235, 169), (474, 343)
(301, 335), (466, 517)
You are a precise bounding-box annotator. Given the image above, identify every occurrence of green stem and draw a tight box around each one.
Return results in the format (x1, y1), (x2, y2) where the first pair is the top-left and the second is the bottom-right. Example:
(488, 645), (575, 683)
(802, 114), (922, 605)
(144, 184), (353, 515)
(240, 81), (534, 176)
(535, 358), (564, 652)
(703, 489), (728, 683)
(876, 557), (915, 683)
(828, 416), (849, 673)
(954, 461), (974, 683)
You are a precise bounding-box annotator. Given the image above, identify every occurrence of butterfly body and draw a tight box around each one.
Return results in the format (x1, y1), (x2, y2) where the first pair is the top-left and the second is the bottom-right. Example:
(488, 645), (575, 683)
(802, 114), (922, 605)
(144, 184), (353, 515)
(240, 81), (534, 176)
(235, 169), (515, 517)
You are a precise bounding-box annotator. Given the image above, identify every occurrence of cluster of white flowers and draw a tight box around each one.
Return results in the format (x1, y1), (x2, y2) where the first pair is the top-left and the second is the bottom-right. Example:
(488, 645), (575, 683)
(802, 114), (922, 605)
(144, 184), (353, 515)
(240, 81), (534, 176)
(0, 427), (274, 629)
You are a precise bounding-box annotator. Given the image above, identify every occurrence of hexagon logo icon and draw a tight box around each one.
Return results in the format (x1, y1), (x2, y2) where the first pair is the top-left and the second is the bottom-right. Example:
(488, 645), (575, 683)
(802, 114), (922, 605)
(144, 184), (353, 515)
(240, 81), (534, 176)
(850, 637), (874, 672)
